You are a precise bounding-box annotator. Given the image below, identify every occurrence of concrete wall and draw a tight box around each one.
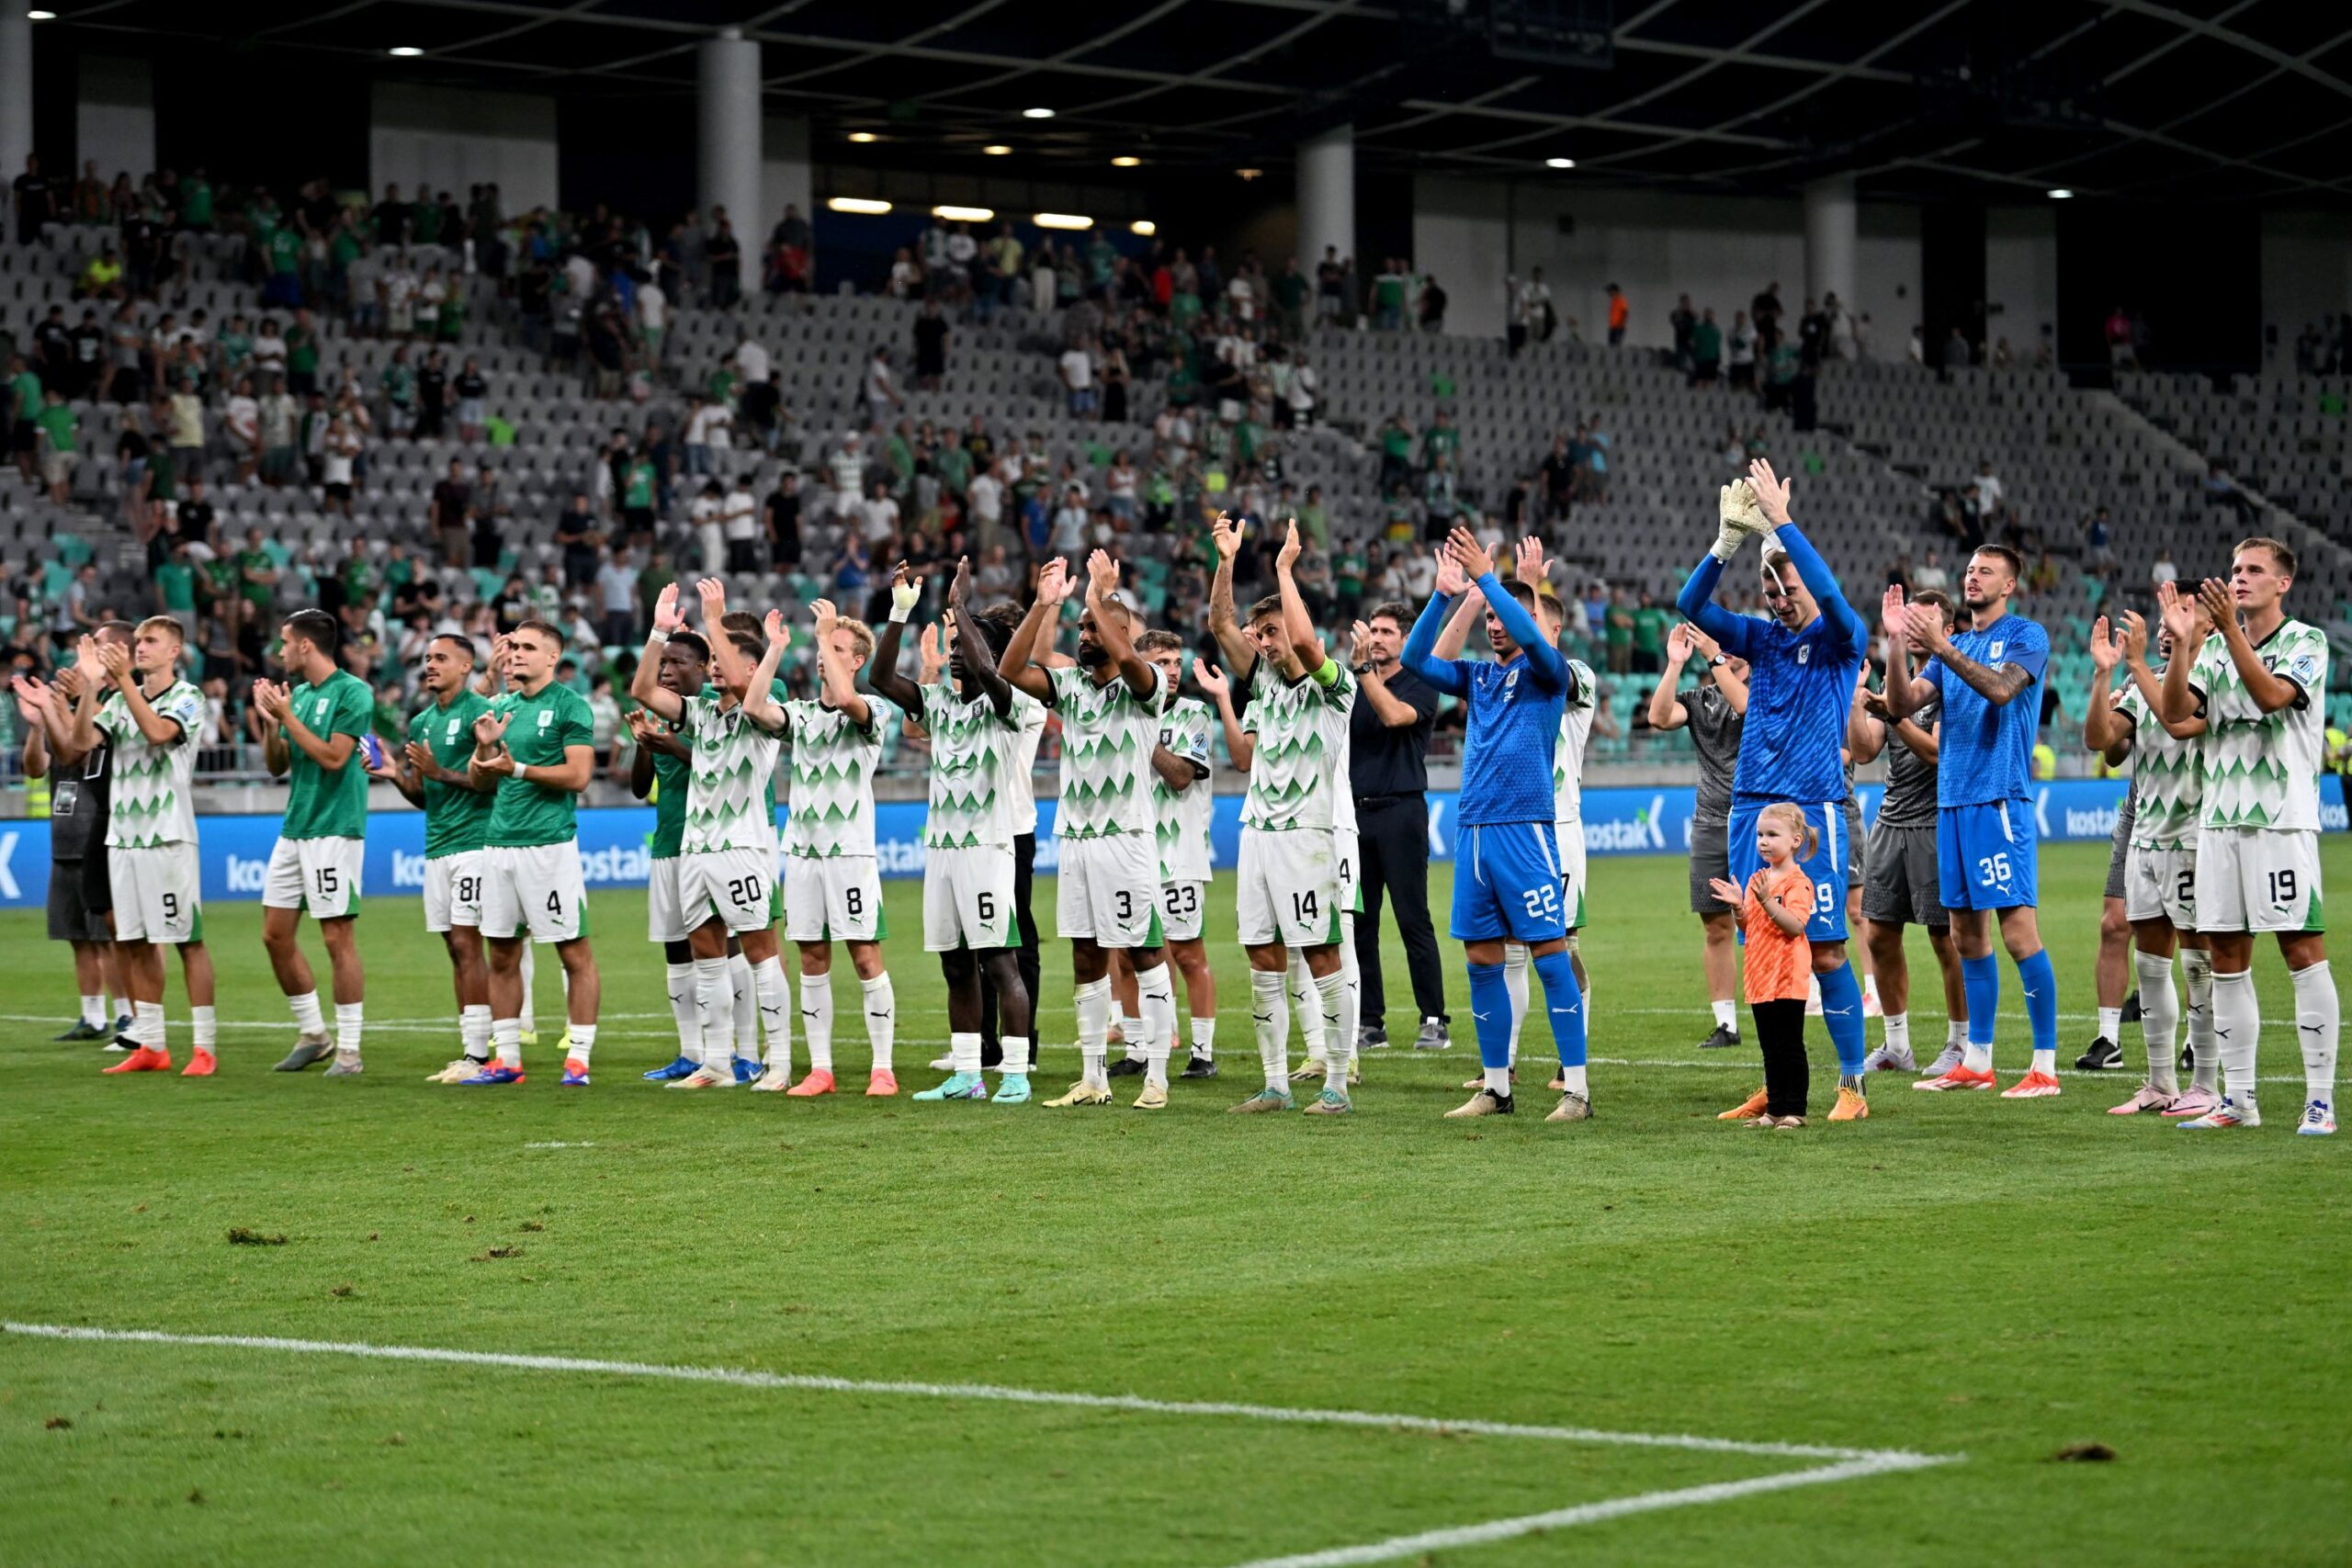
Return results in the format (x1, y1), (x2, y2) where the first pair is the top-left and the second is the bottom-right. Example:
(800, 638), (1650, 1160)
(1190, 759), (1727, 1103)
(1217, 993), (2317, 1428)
(75, 55), (153, 181)
(369, 83), (558, 214)
(2261, 209), (2352, 356)
(1984, 206), (2058, 362)
(760, 115), (812, 238)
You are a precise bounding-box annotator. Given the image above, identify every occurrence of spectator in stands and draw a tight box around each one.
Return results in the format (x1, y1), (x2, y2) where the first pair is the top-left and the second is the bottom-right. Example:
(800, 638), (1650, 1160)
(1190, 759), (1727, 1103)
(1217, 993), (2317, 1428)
(912, 298), (949, 392)
(707, 211), (741, 308)
(15, 153), (54, 245)
(2105, 304), (2135, 368)
(321, 412), (362, 517)
(1914, 549), (1950, 592)
(454, 355), (490, 442)
(1669, 293), (1696, 368)
(34, 387), (77, 502)
(431, 458), (472, 568)
(1690, 307), (1722, 385)
(2150, 547), (2177, 591)
(1058, 338), (1097, 419)
(2081, 506), (2116, 570)
(554, 495), (603, 588)
(415, 348), (448, 440)
(1603, 587), (1634, 675)
(596, 547), (640, 649)
(863, 345), (902, 428)
(722, 471), (761, 573)
(1630, 591), (1670, 675)
(763, 470), (803, 569)
(1751, 280), (1783, 345)
(1942, 325), (1973, 370)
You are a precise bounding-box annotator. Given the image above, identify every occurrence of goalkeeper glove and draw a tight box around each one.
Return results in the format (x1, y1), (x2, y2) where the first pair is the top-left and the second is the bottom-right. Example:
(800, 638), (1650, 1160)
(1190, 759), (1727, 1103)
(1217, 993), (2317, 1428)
(1711, 479), (1770, 562)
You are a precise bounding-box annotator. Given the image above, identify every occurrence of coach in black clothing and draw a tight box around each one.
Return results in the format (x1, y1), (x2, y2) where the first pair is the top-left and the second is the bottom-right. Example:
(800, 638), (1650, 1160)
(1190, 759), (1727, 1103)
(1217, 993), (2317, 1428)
(1349, 602), (1450, 1050)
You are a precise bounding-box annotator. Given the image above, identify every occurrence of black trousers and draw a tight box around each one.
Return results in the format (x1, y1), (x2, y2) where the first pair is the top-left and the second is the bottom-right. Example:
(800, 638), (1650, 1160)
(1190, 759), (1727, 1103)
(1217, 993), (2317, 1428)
(978, 831), (1042, 1066)
(1353, 794), (1448, 1029)
(1751, 998), (1809, 1117)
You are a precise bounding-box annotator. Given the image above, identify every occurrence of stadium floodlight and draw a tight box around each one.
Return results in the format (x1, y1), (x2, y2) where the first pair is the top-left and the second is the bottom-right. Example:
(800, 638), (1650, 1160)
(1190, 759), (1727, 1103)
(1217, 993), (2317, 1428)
(387, 44), (424, 56)
(933, 204), (995, 222)
(827, 197), (892, 215)
(2047, 187), (2075, 199)
(1112, 156), (1141, 168)
(1130, 220), (1157, 237)
(847, 132), (878, 143)
(1545, 156), (1576, 169)
(1034, 212), (1091, 230)
(1236, 168), (1263, 181)
(1022, 107), (1055, 119)
(982, 144), (1012, 155)
(28, 8), (59, 18)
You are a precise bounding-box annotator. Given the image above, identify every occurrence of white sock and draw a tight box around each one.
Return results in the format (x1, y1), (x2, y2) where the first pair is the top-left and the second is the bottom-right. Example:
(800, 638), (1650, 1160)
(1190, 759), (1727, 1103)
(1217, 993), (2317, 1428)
(1502, 942), (1529, 1066)
(801, 970), (835, 1074)
(951, 1030), (983, 1075)
(1315, 969), (1346, 1089)
(664, 961), (701, 1064)
(694, 956), (732, 1066)
(191, 1005), (217, 1052)
(752, 956), (791, 1069)
(518, 942), (537, 1032)
(460, 1003), (492, 1062)
(1863, 973), (1880, 1006)
(1290, 951), (1323, 1065)
(1001, 1035), (1032, 1075)
(1559, 1062), (1589, 1097)
(1883, 1012), (1909, 1055)
(79, 993), (105, 1028)
(2211, 969), (2260, 1108)
(1138, 963), (1176, 1089)
(1711, 998), (1737, 1032)
(1190, 1015), (1216, 1058)
(1484, 1064), (1511, 1094)
(730, 952), (757, 1060)
(1250, 970), (1289, 1089)
(1948, 1018), (1968, 1047)
(862, 973), (896, 1072)
(2183, 946), (2217, 1091)
(492, 1015), (522, 1068)
(134, 999), (166, 1049)
(1075, 976), (1112, 1087)
(289, 988), (325, 1037)
(2291, 960), (2339, 1108)
(1339, 914), (1363, 1068)
(335, 1001), (363, 1056)
(1121, 1013), (1148, 1064)
(566, 1022), (596, 1065)
(2135, 949), (2179, 1093)
(2098, 1005), (2122, 1043)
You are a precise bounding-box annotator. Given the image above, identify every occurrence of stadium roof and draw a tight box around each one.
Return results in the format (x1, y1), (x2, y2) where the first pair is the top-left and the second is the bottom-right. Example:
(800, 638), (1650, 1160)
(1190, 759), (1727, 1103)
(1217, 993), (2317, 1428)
(38, 0), (2352, 204)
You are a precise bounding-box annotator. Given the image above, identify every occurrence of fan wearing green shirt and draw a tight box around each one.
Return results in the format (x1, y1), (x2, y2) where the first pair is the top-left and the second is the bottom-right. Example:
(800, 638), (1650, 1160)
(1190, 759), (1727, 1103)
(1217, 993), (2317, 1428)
(465, 619), (603, 1087)
(368, 633), (499, 1083)
(254, 610), (374, 1077)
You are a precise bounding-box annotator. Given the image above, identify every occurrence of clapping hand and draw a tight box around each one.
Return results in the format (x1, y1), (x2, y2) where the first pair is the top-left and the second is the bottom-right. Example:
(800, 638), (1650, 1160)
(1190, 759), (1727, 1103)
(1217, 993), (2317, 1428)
(1708, 875), (1747, 909)
(653, 582), (684, 634)
(695, 576), (728, 624)
(2155, 580), (2202, 649)
(1086, 548), (1120, 601)
(1192, 659), (1228, 700)
(1666, 622), (1694, 664)
(811, 598), (839, 642)
(948, 554), (974, 607)
(889, 560), (922, 620)
(2119, 609), (2150, 664)
(2088, 615), (2120, 672)
(1747, 457), (1792, 524)
(471, 707), (510, 749)
(1036, 556), (1073, 607)
(1277, 518), (1303, 572)
(1881, 583), (1908, 640)
(1514, 535), (1549, 590)
(1445, 525), (1494, 582)
(96, 640), (132, 684)
(1432, 546), (1468, 598)
(764, 608), (790, 650)
(2196, 577), (2238, 639)
(1350, 619), (1373, 666)
(1902, 600), (1951, 655)
(1210, 511), (1245, 561)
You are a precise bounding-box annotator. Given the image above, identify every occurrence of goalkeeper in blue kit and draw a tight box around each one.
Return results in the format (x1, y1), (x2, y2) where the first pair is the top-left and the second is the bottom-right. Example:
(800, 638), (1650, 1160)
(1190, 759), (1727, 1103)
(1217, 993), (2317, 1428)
(1401, 525), (1591, 1122)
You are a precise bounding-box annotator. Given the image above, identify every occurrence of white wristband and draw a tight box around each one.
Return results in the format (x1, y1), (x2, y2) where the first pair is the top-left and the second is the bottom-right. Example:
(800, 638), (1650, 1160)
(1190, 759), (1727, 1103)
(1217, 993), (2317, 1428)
(650, 627), (670, 644)
(888, 603), (912, 625)
(515, 761), (530, 786)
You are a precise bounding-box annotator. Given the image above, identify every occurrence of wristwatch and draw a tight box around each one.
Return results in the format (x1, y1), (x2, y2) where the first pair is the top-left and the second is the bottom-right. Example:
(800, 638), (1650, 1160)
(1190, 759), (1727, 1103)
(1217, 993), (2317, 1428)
(1707, 654), (1727, 669)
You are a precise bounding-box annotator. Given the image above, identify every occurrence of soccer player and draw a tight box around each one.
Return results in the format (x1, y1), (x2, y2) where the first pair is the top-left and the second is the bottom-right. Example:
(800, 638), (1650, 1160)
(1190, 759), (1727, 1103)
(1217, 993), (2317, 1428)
(1648, 620), (1748, 1052)
(1201, 521), (1357, 1115)
(1881, 547), (2062, 1098)
(253, 609), (371, 1077)
(1851, 589), (1968, 1076)
(465, 621), (602, 1086)
(1139, 629), (1219, 1079)
(1401, 526), (1589, 1122)
(17, 666), (123, 1043)
(1676, 462), (1873, 1120)
(623, 629), (731, 1083)
(368, 633), (497, 1082)
(2156, 544), (2336, 1134)
(631, 586), (796, 1092)
(45, 622), (214, 1073)
(973, 601), (1051, 1072)
(2080, 786), (2139, 1073)
(2081, 609), (2217, 1116)
(1000, 550), (1175, 1108)
(867, 557), (1039, 1102)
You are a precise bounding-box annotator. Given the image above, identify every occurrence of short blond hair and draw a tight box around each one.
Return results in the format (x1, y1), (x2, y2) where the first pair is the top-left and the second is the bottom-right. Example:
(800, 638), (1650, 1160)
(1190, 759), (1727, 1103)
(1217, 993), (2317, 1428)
(135, 615), (187, 646)
(832, 617), (875, 664)
(2235, 536), (2297, 577)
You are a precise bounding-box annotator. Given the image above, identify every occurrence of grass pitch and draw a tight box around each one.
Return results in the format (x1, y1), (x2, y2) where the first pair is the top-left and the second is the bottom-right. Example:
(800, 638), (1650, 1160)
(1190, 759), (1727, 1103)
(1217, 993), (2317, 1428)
(3, 841), (2347, 1566)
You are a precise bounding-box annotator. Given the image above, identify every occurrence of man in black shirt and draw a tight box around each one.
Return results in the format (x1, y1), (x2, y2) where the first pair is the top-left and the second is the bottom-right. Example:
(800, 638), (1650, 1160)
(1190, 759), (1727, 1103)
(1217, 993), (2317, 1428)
(416, 350), (447, 439)
(67, 310), (105, 400)
(14, 153), (52, 246)
(371, 184), (413, 248)
(707, 213), (741, 308)
(1348, 600), (1450, 1050)
(20, 663), (121, 1041)
(763, 471), (802, 568)
(175, 478), (215, 553)
(32, 305), (71, 387)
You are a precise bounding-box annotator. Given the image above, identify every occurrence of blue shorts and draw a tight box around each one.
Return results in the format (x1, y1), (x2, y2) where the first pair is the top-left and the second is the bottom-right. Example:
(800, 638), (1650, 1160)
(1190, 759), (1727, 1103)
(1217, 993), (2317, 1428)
(1938, 799), (2039, 910)
(1451, 822), (1568, 944)
(1727, 796), (1850, 942)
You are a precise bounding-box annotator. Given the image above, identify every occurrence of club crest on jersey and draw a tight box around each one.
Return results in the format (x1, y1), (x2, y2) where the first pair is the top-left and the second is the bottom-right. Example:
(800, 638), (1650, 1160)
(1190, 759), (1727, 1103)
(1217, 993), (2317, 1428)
(446, 720), (459, 740)
(1503, 669), (1520, 695)
(1989, 641), (2006, 660)
(1795, 645), (1810, 665)
(537, 710), (554, 728)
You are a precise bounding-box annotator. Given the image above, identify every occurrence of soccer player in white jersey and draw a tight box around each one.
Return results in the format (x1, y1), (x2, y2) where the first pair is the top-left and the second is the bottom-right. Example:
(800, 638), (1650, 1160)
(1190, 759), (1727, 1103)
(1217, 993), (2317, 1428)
(42, 621), (212, 1074)
(2081, 608), (2219, 1117)
(630, 585), (796, 1091)
(2156, 541), (2338, 1134)
(1000, 550), (1178, 1108)
(1138, 628), (1220, 1078)
(1202, 521), (1359, 1115)
(868, 557), (1041, 1103)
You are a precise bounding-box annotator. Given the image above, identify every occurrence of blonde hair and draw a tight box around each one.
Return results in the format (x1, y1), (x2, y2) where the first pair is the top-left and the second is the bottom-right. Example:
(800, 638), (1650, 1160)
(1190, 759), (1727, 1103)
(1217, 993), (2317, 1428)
(134, 615), (187, 646)
(832, 617), (876, 665)
(1758, 802), (1818, 862)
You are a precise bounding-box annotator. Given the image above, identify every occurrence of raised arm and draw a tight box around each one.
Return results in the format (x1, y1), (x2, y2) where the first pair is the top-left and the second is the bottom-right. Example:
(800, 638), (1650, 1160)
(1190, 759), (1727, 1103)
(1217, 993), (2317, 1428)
(1351, 622), (1425, 728)
(95, 643), (185, 747)
(738, 612), (792, 735)
(1205, 511), (1259, 681)
(2119, 610), (2205, 739)
(1878, 587), (1939, 720)
(695, 578), (755, 699)
(1273, 520), (1325, 671)
(2154, 582), (2202, 726)
(1084, 549), (1158, 703)
(1449, 526), (1563, 692)
(1749, 457), (1864, 654)
(2081, 616), (2134, 760)
(1908, 602), (2032, 709)
(1430, 584), (1484, 660)
(2199, 577), (2302, 715)
(14, 681), (52, 778)
(1192, 659), (1250, 771)
(944, 557), (1014, 720)
(1648, 623), (1696, 732)
(809, 599), (872, 728)
(866, 561), (928, 718)
(996, 557), (1069, 705)
(1399, 550), (1470, 696)
(628, 582), (687, 722)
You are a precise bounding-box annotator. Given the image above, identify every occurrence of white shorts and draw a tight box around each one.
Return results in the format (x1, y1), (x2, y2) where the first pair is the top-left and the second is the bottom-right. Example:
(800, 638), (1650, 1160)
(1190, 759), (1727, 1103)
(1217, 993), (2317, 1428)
(923, 843), (1018, 952)
(107, 842), (200, 945)
(262, 835), (363, 919)
(424, 850), (486, 934)
(1335, 827), (1362, 917)
(1055, 833), (1163, 947)
(1236, 827), (1341, 949)
(481, 841), (589, 944)
(2196, 826), (2324, 935)
(1160, 879), (1207, 942)
(647, 857), (692, 944)
(681, 848), (777, 936)
(2123, 843), (2197, 931)
(1555, 818), (1589, 931)
(785, 854), (882, 943)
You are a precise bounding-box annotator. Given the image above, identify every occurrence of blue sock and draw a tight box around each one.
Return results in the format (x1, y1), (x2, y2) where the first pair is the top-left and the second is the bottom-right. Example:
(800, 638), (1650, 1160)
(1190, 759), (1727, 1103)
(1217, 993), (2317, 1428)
(1962, 954), (2000, 1048)
(1467, 963), (1512, 1070)
(1815, 960), (1866, 1076)
(1530, 948), (1586, 1066)
(2017, 948), (2059, 1054)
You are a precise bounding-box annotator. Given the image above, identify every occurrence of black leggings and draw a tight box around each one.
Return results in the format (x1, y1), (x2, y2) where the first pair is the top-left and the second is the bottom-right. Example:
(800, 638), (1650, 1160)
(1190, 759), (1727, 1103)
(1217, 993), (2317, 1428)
(1750, 998), (1809, 1117)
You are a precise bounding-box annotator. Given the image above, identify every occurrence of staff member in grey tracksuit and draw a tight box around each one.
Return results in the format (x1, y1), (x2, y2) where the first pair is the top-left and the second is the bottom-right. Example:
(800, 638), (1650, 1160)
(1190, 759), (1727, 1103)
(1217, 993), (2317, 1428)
(1648, 621), (1747, 1049)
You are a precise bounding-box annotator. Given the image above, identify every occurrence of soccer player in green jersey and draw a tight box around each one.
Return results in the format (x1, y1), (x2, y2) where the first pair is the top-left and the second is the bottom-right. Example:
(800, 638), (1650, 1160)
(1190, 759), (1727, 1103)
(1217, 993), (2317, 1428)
(466, 620), (604, 1086)
(627, 628), (722, 1082)
(1001, 551), (1179, 1108)
(2157, 540), (2338, 1134)
(631, 587), (796, 1092)
(253, 610), (372, 1077)
(368, 633), (497, 1082)
(867, 556), (1040, 1104)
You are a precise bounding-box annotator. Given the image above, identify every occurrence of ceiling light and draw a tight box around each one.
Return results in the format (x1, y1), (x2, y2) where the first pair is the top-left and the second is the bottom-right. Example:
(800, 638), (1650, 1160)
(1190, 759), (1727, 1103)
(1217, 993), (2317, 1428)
(1545, 156), (1576, 169)
(1022, 107), (1055, 120)
(1034, 212), (1092, 231)
(827, 197), (892, 215)
(933, 204), (994, 222)
(982, 144), (1012, 155)
(1111, 156), (1141, 168)
(847, 131), (877, 144)
(1236, 167), (1262, 181)
(388, 45), (424, 56)
(1130, 220), (1157, 237)
(2047, 186), (2075, 199)
(28, 8), (59, 17)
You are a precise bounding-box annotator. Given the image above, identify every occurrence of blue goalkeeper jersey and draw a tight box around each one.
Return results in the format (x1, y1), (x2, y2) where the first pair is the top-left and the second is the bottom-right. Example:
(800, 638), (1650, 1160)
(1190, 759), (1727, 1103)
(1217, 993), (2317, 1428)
(1402, 571), (1571, 827)
(1675, 524), (1865, 806)
(1922, 613), (2049, 806)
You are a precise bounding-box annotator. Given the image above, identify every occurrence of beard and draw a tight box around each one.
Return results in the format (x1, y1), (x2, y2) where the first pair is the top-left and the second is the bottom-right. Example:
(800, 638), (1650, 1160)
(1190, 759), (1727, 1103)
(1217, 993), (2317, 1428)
(1076, 641), (1110, 669)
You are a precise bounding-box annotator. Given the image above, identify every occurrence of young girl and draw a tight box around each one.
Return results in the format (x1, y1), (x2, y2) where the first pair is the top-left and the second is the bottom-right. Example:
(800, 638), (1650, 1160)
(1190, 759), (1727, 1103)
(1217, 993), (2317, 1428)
(1713, 804), (1818, 1128)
